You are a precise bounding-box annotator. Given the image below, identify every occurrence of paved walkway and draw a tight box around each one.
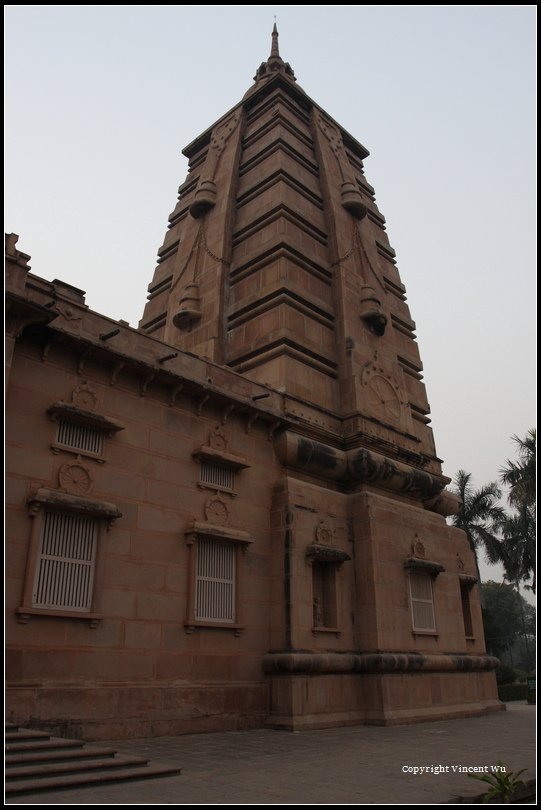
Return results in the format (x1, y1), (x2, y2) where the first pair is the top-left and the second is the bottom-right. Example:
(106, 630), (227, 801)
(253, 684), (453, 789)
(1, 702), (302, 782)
(8, 704), (535, 805)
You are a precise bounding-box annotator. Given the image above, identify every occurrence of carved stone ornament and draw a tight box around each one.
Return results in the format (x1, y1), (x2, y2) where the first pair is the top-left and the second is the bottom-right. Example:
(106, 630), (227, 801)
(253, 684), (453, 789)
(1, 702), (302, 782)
(412, 539), (426, 559)
(457, 554), (465, 572)
(204, 495), (230, 526)
(314, 112), (366, 219)
(313, 597), (324, 628)
(360, 362), (404, 424)
(58, 458), (93, 496)
(173, 282), (202, 330)
(208, 427), (228, 452)
(190, 113), (241, 218)
(52, 303), (82, 325)
(315, 520), (333, 545)
(359, 285), (387, 336)
(71, 381), (99, 411)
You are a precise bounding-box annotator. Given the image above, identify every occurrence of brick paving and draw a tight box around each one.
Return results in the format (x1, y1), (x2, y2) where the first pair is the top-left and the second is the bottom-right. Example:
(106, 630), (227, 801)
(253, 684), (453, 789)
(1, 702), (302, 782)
(7, 703), (535, 805)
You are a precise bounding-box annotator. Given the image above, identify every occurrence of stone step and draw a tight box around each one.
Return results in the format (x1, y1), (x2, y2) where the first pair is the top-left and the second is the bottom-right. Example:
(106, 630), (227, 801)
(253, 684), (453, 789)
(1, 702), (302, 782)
(6, 737), (85, 754)
(5, 728), (51, 742)
(6, 753), (151, 780)
(6, 763), (181, 795)
(6, 745), (118, 766)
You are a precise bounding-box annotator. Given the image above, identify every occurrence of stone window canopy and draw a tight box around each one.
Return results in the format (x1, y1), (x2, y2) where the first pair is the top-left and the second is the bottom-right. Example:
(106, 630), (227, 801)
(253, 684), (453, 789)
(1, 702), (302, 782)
(185, 520), (254, 546)
(458, 574), (478, 587)
(47, 402), (125, 436)
(404, 557), (445, 577)
(191, 445), (250, 470)
(27, 488), (122, 526)
(306, 543), (351, 564)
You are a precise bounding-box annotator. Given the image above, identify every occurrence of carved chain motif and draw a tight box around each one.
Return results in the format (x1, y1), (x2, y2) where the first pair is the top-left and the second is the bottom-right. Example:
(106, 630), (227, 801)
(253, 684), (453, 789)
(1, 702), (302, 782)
(315, 112), (348, 177)
(331, 222), (386, 292)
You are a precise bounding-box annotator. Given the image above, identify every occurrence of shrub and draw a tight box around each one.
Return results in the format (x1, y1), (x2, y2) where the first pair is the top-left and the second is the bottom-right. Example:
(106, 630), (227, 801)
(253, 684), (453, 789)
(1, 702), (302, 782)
(498, 683), (527, 701)
(496, 664), (517, 685)
(513, 668), (528, 683)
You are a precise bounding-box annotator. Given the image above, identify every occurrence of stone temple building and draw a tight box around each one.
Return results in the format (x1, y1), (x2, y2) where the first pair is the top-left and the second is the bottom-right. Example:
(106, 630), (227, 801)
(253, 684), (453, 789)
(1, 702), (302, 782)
(6, 28), (501, 740)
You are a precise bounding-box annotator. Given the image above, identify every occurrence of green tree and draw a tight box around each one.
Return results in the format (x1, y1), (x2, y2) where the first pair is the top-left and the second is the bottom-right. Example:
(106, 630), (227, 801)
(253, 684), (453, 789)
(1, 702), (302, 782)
(451, 471), (505, 581)
(481, 581), (535, 669)
(500, 429), (536, 509)
(498, 505), (536, 593)
(498, 430), (536, 592)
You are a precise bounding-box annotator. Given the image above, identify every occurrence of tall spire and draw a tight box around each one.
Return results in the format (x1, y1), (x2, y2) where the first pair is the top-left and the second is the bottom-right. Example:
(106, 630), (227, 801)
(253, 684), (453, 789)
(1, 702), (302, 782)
(251, 23), (296, 86)
(270, 22), (280, 60)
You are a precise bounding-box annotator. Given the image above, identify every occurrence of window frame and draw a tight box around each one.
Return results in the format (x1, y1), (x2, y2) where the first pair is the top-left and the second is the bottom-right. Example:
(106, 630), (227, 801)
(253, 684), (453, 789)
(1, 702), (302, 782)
(47, 401), (124, 463)
(199, 460), (235, 493)
(459, 574), (477, 639)
(32, 510), (99, 613)
(408, 570), (437, 633)
(17, 488), (121, 627)
(54, 419), (105, 460)
(195, 536), (236, 624)
(184, 520), (253, 636)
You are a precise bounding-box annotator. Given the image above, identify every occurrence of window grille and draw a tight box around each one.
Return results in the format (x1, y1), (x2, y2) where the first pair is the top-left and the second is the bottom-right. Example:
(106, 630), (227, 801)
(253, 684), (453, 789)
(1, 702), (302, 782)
(409, 571), (436, 631)
(195, 538), (235, 622)
(200, 461), (234, 491)
(32, 512), (98, 611)
(56, 420), (103, 456)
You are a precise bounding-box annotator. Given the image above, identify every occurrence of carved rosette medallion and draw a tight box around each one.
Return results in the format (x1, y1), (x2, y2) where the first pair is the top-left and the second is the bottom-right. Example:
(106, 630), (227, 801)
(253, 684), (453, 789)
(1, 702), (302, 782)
(58, 459), (93, 495)
(71, 381), (99, 411)
(204, 495), (230, 526)
(360, 363), (405, 425)
(208, 427), (228, 452)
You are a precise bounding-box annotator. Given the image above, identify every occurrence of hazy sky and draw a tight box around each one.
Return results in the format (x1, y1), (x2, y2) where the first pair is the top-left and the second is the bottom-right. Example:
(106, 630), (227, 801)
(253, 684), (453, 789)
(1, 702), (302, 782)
(5, 6), (536, 587)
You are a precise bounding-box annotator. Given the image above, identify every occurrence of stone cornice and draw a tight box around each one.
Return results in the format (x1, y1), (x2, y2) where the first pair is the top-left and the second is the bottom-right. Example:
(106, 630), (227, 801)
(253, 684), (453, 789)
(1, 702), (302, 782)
(274, 431), (457, 512)
(6, 258), (449, 479)
(263, 652), (499, 675)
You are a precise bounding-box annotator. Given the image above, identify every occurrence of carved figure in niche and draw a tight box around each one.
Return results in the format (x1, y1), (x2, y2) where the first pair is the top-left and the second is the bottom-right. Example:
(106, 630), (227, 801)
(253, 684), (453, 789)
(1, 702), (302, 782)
(313, 597), (324, 627)
(413, 540), (426, 559)
(315, 520), (333, 545)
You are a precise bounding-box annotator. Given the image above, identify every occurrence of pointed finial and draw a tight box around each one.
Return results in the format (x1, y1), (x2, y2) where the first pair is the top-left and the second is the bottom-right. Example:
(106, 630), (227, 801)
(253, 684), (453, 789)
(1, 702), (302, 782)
(270, 21), (280, 59)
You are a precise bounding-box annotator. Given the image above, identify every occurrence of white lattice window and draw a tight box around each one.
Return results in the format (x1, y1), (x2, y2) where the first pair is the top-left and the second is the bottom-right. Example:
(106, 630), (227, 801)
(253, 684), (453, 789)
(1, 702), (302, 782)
(200, 461), (234, 491)
(409, 571), (436, 632)
(195, 538), (235, 623)
(56, 420), (104, 456)
(32, 512), (98, 611)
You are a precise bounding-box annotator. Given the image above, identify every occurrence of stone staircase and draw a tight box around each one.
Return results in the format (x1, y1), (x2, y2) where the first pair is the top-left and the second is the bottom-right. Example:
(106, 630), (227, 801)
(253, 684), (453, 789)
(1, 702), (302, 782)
(5, 723), (181, 796)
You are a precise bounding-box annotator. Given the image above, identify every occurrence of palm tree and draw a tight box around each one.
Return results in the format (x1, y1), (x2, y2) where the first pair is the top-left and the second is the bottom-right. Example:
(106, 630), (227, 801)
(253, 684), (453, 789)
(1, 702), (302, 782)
(451, 470), (506, 582)
(500, 429), (536, 509)
(498, 505), (536, 593)
(498, 430), (536, 593)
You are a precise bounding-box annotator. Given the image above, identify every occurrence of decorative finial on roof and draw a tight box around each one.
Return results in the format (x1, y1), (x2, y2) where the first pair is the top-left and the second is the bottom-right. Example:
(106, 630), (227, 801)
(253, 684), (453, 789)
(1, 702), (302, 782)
(270, 21), (280, 59)
(250, 22), (296, 87)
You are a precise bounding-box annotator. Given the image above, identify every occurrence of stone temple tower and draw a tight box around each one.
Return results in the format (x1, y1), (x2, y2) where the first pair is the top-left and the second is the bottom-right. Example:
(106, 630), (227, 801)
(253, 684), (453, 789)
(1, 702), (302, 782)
(141, 25), (435, 461)
(5, 28), (500, 737)
(138, 27), (500, 726)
